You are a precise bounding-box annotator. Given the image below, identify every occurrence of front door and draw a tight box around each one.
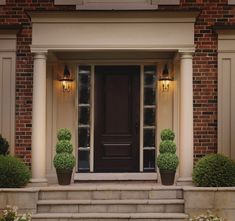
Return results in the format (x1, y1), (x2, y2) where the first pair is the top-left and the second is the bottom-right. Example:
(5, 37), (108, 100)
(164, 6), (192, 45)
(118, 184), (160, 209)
(94, 66), (140, 172)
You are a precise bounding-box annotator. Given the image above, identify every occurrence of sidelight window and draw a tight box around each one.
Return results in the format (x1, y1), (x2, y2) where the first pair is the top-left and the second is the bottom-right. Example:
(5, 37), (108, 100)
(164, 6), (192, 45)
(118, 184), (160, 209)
(77, 65), (92, 172)
(142, 65), (157, 172)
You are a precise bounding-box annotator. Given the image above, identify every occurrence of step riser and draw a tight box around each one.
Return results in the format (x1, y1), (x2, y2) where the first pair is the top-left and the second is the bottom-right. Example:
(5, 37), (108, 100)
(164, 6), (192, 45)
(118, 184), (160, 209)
(36, 187), (187, 221)
(39, 190), (183, 200)
(38, 204), (184, 213)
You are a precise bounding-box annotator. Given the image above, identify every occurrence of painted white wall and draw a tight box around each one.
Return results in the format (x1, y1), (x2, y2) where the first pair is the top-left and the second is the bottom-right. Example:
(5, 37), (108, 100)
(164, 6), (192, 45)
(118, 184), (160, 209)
(157, 63), (174, 145)
(46, 62), (76, 183)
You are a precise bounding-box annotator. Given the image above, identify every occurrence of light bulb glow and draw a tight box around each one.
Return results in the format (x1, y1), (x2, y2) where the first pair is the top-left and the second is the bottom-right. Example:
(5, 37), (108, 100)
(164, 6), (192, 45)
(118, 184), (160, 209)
(162, 80), (170, 92)
(62, 80), (71, 92)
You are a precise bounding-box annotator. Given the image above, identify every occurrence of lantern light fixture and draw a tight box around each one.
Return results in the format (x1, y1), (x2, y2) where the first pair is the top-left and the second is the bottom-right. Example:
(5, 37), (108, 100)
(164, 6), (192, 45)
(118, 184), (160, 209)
(59, 65), (74, 92)
(159, 64), (173, 92)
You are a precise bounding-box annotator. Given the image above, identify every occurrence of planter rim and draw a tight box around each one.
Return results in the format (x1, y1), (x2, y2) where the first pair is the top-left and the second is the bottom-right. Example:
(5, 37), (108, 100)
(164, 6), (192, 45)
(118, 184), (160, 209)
(159, 169), (176, 172)
(56, 169), (73, 172)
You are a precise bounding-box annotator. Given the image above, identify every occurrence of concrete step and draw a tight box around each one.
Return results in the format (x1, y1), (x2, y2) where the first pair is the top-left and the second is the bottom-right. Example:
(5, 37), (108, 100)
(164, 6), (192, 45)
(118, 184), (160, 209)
(39, 185), (183, 200)
(32, 212), (188, 221)
(37, 199), (185, 213)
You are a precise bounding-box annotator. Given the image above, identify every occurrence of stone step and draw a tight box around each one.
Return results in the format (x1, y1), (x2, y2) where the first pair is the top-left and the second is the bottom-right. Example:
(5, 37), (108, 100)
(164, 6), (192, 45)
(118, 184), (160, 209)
(39, 185), (183, 200)
(37, 199), (184, 213)
(32, 212), (188, 221)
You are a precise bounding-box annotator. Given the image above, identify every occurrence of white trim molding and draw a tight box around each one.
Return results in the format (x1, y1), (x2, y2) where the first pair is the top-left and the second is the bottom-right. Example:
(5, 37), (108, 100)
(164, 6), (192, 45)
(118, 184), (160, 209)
(216, 28), (235, 160)
(54, 0), (180, 10)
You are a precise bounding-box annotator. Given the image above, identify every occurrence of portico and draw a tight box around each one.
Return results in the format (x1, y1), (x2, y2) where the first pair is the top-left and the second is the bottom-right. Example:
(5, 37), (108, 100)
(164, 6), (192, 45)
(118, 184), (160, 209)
(29, 11), (197, 184)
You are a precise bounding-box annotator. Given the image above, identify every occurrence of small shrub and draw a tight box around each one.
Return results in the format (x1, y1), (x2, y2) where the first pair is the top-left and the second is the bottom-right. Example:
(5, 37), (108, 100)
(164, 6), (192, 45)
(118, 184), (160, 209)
(53, 153), (76, 171)
(0, 155), (31, 188)
(157, 153), (179, 171)
(160, 129), (175, 141)
(57, 128), (72, 141)
(56, 140), (73, 154)
(159, 140), (176, 154)
(193, 153), (235, 187)
(190, 210), (225, 221)
(0, 134), (9, 156)
(0, 205), (31, 221)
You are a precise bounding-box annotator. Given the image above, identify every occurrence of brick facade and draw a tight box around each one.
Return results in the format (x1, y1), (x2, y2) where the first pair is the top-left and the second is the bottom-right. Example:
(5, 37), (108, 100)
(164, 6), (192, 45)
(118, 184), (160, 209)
(0, 0), (234, 166)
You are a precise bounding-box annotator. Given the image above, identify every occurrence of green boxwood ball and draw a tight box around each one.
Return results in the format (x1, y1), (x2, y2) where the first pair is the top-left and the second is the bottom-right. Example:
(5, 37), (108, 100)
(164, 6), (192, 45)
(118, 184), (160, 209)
(160, 129), (175, 141)
(0, 155), (31, 188)
(56, 140), (73, 154)
(57, 128), (72, 141)
(193, 154), (235, 187)
(53, 153), (76, 171)
(159, 140), (176, 154)
(157, 153), (179, 171)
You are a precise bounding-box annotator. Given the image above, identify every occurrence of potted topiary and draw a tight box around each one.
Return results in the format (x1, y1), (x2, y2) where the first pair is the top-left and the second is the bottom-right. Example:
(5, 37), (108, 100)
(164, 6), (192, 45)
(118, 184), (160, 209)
(156, 129), (179, 185)
(53, 128), (75, 185)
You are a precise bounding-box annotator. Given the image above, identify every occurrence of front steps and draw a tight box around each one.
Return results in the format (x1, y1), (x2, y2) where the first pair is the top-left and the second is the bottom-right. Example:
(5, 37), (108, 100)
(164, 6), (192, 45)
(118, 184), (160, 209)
(32, 184), (188, 221)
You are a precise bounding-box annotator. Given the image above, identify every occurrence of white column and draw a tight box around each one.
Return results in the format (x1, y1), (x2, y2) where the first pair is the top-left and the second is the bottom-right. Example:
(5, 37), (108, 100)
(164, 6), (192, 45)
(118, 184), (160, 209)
(178, 52), (194, 184)
(31, 52), (47, 185)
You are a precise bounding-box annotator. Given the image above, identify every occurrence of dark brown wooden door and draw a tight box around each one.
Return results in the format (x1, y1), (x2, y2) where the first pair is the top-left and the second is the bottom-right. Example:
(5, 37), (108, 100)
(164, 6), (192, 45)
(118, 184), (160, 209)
(94, 66), (140, 172)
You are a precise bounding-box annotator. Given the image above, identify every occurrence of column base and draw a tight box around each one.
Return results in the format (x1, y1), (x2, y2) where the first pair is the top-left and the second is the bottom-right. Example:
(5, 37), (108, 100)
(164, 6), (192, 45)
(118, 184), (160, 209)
(28, 178), (48, 187)
(177, 177), (193, 186)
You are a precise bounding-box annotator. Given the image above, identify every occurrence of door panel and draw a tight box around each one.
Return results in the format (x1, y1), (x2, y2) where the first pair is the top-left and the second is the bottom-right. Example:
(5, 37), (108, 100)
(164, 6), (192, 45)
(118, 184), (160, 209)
(95, 66), (140, 172)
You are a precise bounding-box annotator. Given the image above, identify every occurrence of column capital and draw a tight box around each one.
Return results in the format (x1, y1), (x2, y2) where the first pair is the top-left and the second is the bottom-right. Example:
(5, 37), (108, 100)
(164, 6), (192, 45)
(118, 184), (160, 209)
(33, 52), (47, 60)
(178, 50), (194, 59)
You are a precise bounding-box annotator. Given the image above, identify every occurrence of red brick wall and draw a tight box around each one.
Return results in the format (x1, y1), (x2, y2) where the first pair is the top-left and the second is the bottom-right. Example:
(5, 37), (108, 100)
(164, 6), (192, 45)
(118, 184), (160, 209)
(0, 1), (74, 166)
(0, 0), (234, 166)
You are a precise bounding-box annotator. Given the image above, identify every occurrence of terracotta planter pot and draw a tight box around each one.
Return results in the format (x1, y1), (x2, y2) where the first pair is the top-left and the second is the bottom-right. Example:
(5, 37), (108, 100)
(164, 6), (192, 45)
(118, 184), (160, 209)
(160, 169), (176, 185)
(56, 169), (73, 185)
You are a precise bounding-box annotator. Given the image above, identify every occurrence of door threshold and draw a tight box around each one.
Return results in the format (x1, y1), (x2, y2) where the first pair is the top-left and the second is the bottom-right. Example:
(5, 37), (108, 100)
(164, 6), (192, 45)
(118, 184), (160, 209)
(74, 172), (157, 181)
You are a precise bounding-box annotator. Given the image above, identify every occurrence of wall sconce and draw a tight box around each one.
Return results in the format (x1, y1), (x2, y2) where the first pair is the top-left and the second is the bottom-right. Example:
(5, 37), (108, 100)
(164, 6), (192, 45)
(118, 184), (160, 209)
(159, 64), (173, 92)
(59, 65), (74, 93)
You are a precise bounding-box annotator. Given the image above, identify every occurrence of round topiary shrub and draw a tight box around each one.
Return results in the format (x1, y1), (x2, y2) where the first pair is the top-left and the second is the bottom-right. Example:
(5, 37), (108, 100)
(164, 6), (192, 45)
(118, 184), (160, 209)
(53, 153), (76, 171)
(193, 153), (235, 187)
(57, 128), (72, 141)
(0, 155), (31, 188)
(159, 140), (176, 154)
(160, 129), (175, 141)
(157, 153), (179, 171)
(0, 134), (9, 156)
(56, 140), (73, 154)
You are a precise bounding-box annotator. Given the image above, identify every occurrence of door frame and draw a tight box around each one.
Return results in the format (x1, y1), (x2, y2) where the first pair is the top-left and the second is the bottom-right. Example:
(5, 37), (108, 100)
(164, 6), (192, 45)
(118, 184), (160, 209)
(76, 62), (158, 175)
